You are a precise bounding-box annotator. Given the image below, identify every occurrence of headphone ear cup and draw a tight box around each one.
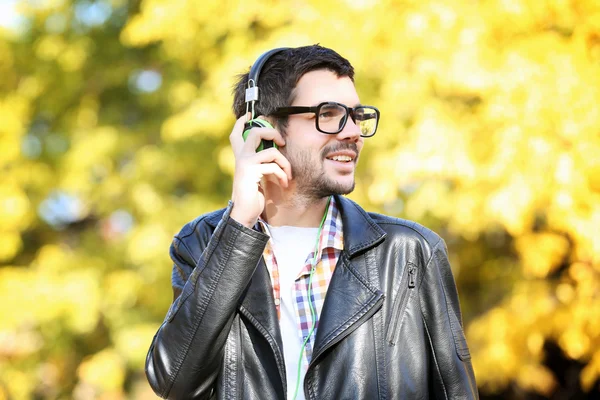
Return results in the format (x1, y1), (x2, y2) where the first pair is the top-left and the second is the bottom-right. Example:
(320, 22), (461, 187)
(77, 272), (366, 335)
(242, 118), (278, 151)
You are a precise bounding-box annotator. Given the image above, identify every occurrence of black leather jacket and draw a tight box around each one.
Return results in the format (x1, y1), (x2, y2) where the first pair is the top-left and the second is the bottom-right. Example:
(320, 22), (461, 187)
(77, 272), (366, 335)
(146, 196), (478, 399)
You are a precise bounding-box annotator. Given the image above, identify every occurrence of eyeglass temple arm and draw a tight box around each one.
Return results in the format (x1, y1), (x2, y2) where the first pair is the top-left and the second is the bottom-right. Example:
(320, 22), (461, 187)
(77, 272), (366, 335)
(270, 106), (317, 116)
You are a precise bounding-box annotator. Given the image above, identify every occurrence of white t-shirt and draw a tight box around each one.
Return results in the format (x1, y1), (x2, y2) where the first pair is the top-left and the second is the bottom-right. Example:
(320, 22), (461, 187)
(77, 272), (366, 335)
(268, 225), (320, 400)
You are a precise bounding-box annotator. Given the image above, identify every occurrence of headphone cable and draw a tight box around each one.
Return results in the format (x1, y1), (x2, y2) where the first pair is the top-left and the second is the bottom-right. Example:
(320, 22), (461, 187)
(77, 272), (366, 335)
(292, 196), (331, 400)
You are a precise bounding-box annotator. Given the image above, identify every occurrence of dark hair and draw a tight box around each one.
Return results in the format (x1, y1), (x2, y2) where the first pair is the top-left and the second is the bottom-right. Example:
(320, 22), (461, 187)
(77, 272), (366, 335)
(232, 45), (354, 132)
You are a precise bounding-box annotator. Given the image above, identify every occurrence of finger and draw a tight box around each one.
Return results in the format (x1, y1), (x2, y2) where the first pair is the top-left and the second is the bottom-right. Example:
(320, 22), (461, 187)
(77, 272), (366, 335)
(250, 148), (292, 180)
(229, 113), (251, 152)
(241, 127), (286, 152)
(254, 163), (289, 187)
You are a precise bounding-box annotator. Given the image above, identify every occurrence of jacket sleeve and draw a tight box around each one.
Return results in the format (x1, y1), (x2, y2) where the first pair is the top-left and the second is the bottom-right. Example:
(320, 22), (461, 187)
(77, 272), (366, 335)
(419, 239), (479, 399)
(145, 204), (270, 399)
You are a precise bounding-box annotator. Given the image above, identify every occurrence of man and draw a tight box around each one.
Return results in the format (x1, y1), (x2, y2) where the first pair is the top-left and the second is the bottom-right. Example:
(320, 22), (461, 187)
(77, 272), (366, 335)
(146, 45), (478, 399)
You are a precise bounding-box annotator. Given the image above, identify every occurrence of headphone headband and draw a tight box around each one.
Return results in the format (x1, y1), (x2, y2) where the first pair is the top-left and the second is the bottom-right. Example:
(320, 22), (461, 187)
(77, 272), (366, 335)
(245, 47), (290, 104)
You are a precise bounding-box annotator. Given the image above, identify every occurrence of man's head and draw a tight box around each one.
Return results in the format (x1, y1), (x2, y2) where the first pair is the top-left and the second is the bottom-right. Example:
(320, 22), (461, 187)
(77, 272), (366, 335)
(232, 45), (372, 200)
(232, 45), (354, 132)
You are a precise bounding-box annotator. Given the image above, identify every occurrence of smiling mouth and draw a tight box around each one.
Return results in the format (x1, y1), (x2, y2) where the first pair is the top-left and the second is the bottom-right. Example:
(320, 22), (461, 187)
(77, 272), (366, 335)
(322, 143), (359, 163)
(327, 155), (353, 162)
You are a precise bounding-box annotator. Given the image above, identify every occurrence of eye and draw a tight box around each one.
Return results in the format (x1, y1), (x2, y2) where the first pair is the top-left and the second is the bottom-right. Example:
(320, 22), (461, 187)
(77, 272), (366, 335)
(318, 104), (344, 120)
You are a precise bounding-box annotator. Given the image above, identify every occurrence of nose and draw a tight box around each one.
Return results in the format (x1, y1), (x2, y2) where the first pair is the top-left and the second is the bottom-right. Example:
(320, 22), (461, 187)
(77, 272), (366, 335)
(336, 115), (361, 142)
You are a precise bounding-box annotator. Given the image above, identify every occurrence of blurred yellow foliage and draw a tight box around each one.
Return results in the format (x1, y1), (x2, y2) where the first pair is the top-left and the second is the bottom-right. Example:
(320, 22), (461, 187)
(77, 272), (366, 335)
(516, 233), (569, 278)
(114, 324), (159, 368)
(78, 349), (125, 391)
(517, 364), (557, 397)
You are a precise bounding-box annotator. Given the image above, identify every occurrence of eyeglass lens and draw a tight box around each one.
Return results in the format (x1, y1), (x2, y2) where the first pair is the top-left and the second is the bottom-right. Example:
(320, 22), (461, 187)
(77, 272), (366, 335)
(318, 103), (377, 136)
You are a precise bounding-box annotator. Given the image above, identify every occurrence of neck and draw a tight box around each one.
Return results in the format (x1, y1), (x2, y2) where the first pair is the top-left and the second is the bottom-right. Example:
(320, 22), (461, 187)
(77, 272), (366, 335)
(261, 180), (331, 227)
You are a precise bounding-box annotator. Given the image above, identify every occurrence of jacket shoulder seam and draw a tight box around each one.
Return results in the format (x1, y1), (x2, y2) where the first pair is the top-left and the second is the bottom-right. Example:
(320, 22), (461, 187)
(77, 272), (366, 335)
(419, 239), (453, 399)
(370, 215), (441, 247)
(419, 238), (443, 288)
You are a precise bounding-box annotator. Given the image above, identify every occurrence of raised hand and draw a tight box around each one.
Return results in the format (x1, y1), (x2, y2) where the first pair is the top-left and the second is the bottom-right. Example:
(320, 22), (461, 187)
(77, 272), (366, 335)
(229, 115), (292, 228)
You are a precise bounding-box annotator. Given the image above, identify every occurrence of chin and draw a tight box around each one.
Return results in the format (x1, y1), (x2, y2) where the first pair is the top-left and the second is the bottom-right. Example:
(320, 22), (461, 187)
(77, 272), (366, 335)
(337, 180), (356, 194)
(334, 174), (356, 190)
(301, 178), (355, 199)
(323, 179), (356, 196)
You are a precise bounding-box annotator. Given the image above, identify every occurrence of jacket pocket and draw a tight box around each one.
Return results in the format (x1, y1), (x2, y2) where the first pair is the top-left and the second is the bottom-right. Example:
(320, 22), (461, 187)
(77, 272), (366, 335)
(387, 262), (417, 345)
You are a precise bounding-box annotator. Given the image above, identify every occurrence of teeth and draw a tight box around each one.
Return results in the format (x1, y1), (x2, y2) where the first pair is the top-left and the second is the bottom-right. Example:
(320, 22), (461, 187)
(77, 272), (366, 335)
(330, 155), (352, 162)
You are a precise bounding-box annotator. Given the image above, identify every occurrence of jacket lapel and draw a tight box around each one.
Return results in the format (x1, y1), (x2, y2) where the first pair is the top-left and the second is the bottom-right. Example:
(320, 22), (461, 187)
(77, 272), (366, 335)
(310, 196), (387, 364)
(238, 258), (287, 383)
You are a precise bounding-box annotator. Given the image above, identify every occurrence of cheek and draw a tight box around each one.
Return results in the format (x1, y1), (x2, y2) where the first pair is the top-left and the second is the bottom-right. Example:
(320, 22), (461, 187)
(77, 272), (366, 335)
(356, 138), (365, 154)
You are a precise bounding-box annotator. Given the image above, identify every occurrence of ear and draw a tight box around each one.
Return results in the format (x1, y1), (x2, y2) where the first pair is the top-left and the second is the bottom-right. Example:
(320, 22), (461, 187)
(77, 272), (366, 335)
(256, 115), (286, 137)
(256, 115), (276, 129)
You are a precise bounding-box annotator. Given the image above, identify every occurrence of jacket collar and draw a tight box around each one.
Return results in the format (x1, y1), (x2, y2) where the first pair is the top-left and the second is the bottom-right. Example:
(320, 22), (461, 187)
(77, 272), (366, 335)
(204, 195), (388, 256)
(335, 195), (386, 258)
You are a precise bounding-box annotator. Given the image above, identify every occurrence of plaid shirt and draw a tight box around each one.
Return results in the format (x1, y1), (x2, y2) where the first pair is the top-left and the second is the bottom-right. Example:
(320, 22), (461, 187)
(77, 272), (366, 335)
(257, 196), (343, 365)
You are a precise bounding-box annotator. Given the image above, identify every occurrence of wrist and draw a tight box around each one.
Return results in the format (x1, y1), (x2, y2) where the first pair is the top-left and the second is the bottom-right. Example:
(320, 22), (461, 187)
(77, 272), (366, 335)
(229, 205), (258, 228)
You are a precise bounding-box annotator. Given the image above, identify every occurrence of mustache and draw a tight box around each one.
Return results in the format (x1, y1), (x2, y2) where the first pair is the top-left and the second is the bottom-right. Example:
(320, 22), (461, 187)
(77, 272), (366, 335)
(320, 142), (359, 159)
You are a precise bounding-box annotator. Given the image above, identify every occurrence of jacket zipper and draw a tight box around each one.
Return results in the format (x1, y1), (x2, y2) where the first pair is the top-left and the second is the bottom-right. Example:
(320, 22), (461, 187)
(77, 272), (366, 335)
(387, 263), (416, 345)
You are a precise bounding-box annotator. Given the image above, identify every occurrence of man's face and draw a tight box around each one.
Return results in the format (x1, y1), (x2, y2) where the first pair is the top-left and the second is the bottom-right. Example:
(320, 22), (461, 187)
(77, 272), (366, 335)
(280, 69), (364, 199)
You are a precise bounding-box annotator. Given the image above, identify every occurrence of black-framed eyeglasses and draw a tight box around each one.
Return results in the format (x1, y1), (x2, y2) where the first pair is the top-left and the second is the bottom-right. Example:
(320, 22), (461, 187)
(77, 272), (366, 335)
(271, 102), (380, 137)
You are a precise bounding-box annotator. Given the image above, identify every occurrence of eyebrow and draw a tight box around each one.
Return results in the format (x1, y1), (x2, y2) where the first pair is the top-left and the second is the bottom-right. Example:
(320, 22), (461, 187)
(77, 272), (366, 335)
(309, 102), (363, 108)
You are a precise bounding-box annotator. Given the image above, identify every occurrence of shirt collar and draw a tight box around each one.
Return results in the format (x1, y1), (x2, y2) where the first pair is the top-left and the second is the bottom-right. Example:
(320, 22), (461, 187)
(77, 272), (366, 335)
(317, 195), (343, 252)
(256, 196), (344, 252)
